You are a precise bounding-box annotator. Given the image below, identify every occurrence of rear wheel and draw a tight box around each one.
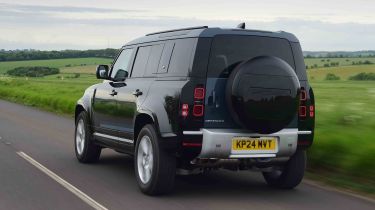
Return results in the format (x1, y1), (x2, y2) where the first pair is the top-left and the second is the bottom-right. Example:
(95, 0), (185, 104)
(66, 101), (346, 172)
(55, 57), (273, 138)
(262, 150), (306, 189)
(75, 111), (101, 163)
(135, 124), (176, 195)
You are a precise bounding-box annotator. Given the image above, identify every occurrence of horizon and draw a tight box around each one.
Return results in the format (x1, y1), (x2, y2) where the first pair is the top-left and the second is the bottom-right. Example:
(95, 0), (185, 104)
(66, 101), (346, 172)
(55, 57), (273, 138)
(1, 0), (375, 51)
(1, 49), (375, 53)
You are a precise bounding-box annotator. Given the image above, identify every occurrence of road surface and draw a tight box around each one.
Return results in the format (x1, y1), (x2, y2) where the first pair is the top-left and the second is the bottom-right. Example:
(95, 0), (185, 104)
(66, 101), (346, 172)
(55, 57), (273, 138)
(0, 99), (373, 210)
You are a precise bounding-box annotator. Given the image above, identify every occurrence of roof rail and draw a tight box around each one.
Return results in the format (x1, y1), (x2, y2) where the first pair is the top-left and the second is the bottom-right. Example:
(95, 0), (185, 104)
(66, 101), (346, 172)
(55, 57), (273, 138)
(146, 26), (208, 36)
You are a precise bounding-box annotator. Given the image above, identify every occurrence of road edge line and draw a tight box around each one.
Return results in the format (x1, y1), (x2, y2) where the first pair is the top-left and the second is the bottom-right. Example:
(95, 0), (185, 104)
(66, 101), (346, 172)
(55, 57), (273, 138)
(17, 151), (108, 210)
(304, 179), (375, 204)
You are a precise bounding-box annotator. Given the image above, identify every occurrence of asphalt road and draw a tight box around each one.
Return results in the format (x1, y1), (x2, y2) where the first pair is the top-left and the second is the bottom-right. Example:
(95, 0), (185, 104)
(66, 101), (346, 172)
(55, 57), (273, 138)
(0, 99), (373, 210)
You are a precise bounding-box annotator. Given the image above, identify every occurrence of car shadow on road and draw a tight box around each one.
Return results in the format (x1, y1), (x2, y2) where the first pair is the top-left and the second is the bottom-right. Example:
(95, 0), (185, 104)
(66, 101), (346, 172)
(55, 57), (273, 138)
(96, 152), (302, 198)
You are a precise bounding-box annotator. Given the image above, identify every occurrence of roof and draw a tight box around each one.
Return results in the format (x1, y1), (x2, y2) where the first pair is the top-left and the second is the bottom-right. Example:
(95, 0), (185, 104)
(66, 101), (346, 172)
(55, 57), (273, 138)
(124, 26), (300, 47)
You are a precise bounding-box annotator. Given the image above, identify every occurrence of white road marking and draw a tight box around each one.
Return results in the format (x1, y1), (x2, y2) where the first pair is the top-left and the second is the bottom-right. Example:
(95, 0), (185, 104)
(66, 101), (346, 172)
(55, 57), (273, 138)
(17, 151), (108, 210)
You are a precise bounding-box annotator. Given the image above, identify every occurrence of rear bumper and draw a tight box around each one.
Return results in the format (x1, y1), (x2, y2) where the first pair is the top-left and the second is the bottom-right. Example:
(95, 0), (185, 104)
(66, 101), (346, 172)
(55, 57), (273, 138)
(183, 129), (311, 159)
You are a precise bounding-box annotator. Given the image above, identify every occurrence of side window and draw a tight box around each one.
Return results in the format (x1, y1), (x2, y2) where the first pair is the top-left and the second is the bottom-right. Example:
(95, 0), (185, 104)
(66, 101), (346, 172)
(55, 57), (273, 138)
(166, 39), (195, 76)
(131, 46), (152, 78)
(111, 49), (133, 81)
(157, 42), (175, 74)
(144, 44), (164, 77)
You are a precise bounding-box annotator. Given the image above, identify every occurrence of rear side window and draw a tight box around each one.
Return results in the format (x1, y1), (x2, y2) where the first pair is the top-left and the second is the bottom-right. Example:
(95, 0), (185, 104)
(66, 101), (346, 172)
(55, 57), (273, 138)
(144, 44), (164, 77)
(131, 46), (151, 78)
(132, 44), (164, 78)
(207, 35), (295, 78)
(157, 42), (174, 74)
(168, 39), (195, 76)
(157, 38), (196, 76)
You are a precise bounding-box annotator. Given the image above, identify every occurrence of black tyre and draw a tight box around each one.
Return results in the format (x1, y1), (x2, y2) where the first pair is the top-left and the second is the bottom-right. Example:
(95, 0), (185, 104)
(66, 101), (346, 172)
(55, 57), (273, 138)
(74, 111), (101, 163)
(262, 150), (306, 189)
(135, 124), (176, 195)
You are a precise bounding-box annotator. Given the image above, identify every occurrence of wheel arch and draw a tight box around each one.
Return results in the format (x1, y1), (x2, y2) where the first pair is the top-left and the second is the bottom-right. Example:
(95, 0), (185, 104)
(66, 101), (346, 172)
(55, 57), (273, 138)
(75, 99), (90, 124)
(134, 112), (159, 144)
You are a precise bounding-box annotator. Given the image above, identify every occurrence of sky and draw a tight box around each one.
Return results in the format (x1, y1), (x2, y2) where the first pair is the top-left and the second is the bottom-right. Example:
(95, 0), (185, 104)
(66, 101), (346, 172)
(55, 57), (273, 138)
(0, 0), (374, 51)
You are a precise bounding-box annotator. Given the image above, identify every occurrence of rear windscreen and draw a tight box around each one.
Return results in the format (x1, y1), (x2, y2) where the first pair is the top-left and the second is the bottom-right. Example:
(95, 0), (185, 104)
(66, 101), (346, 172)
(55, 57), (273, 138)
(207, 35), (296, 78)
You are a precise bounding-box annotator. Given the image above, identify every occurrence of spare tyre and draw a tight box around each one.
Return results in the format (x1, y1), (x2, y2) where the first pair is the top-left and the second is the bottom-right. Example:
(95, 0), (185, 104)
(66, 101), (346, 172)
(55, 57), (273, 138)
(226, 56), (300, 134)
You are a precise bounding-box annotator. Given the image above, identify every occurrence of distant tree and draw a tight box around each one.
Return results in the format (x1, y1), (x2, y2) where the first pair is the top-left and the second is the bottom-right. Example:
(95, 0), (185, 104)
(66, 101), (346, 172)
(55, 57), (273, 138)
(349, 72), (375, 80)
(363, 60), (373, 65)
(325, 73), (340, 80)
(7, 66), (59, 77)
(0, 48), (119, 62)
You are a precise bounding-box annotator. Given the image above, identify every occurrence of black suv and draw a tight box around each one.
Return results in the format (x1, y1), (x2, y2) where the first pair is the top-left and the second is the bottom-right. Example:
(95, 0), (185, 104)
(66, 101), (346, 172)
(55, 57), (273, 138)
(74, 25), (315, 195)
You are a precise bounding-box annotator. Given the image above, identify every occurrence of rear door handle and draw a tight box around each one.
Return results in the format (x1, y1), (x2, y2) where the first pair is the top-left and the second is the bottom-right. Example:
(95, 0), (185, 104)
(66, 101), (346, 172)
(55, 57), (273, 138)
(132, 89), (143, 97)
(110, 89), (118, 96)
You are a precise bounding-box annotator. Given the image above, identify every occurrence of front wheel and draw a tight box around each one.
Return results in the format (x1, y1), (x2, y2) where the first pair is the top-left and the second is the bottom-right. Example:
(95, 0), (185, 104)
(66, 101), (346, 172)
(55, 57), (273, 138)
(134, 124), (176, 195)
(262, 150), (306, 189)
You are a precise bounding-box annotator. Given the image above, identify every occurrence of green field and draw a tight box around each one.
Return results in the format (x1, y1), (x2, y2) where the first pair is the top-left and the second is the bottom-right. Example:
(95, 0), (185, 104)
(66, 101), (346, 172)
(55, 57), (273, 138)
(308, 64), (375, 80)
(307, 81), (375, 192)
(0, 57), (112, 74)
(0, 57), (374, 194)
(305, 57), (375, 68)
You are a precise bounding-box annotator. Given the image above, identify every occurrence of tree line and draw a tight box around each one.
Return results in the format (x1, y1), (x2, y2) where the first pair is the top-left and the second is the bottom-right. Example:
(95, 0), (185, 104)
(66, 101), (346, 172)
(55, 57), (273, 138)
(7, 66), (59, 77)
(0, 49), (119, 62)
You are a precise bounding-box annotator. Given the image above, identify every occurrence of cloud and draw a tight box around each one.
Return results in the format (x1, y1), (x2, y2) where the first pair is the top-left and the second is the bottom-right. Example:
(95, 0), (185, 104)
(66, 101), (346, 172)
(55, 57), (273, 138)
(0, 3), (143, 14)
(0, 2), (374, 50)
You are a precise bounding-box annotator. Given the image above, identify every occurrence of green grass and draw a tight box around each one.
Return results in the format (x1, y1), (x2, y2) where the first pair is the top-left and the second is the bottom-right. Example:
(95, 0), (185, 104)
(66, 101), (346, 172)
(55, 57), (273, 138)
(307, 81), (375, 192)
(305, 57), (375, 68)
(0, 57), (112, 74)
(0, 57), (374, 195)
(0, 74), (98, 114)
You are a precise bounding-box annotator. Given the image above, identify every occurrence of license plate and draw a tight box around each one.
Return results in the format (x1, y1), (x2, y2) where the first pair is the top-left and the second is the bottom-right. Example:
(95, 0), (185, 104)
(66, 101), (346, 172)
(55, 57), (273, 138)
(232, 137), (277, 151)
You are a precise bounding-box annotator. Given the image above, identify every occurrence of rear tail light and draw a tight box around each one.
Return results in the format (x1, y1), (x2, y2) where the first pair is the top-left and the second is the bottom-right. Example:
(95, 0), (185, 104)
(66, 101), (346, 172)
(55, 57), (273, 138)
(181, 104), (189, 117)
(309, 105), (314, 117)
(194, 87), (205, 100)
(299, 87), (314, 119)
(181, 86), (205, 118)
(299, 88), (307, 118)
(193, 105), (204, 117)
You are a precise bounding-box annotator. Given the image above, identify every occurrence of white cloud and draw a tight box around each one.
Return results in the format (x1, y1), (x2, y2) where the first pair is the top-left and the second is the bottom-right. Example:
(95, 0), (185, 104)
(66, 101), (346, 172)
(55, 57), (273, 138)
(0, 1), (374, 50)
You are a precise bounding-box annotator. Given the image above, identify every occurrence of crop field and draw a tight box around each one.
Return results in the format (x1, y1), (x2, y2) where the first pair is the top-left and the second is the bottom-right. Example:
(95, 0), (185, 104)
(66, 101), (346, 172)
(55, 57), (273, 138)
(0, 57), (374, 194)
(307, 64), (375, 80)
(0, 57), (112, 74)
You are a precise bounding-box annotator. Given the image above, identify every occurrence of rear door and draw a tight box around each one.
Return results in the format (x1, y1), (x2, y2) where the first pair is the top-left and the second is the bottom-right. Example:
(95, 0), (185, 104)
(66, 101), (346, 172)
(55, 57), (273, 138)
(204, 35), (296, 129)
